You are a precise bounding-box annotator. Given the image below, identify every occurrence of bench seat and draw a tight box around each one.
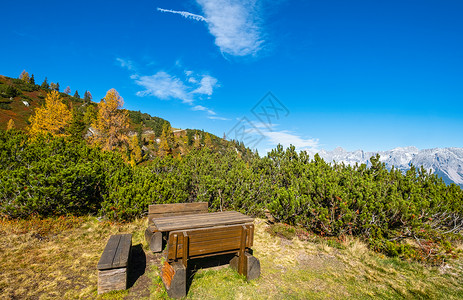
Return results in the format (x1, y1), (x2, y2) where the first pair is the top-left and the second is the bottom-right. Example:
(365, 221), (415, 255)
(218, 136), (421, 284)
(97, 234), (132, 294)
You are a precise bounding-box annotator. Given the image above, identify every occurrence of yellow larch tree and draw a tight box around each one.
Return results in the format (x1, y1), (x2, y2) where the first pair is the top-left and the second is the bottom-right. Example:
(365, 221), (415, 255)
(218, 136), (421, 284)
(204, 133), (213, 149)
(91, 88), (129, 152)
(129, 134), (143, 166)
(29, 90), (72, 137)
(158, 124), (172, 157)
(6, 119), (15, 131)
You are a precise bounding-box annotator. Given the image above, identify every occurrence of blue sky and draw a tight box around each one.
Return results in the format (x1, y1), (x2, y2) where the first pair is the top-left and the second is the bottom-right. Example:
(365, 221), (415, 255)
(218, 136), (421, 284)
(2, 0), (462, 154)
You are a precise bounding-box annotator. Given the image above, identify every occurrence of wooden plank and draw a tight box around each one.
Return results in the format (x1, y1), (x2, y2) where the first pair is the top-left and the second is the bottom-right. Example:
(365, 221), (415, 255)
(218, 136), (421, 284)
(166, 225), (253, 260)
(152, 212), (254, 232)
(97, 235), (121, 270)
(182, 233), (189, 268)
(98, 268), (127, 294)
(112, 234), (131, 269)
(154, 211), (250, 224)
(238, 226), (247, 275)
(148, 202), (208, 215)
(97, 234), (132, 270)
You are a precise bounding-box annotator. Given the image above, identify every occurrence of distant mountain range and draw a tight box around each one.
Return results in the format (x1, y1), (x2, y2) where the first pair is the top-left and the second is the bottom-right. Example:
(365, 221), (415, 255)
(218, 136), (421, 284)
(307, 147), (463, 187)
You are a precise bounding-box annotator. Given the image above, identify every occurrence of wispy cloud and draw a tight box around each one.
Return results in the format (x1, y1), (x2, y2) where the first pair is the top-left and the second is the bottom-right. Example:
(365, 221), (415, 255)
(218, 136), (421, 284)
(134, 71), (193, 103)
(262, 130), (319, 151)
(157, 0), (264, 57)
(118, 58), (224, 117)
(192, 105), (216, 115)
(128, 65), (219, 104)
(197, 0), (264, 56)
(116, 57), (135, 71)
(192, 75), (218, 96)
(157, 8), (206, 22)
(208, 116), (231, 120)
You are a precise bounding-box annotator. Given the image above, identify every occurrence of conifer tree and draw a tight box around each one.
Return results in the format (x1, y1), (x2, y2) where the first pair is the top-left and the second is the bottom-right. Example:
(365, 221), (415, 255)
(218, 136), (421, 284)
(67, 108), (87, 140)
(41, 77), (49, 90)
(129, 134), (143, 166)
(64, 86), (71, 95)
(29, 90), (72, 137)
(158, 123), (173, 157)
(193, 132), (201, 150)
(73, 90), (80, 99)
(19, 70), (29, 82)
(204, 133), (213, 149)
(29, 74), (35, 85)
(91, 89), (129, 151)
(6, 119), (15, 130)
(84, 91), (92, 103)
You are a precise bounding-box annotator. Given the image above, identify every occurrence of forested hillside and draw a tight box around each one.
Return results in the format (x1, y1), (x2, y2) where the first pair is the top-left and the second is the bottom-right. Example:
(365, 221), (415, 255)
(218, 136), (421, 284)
(1, 73), (463, 265)
(0, 74), (248, 161)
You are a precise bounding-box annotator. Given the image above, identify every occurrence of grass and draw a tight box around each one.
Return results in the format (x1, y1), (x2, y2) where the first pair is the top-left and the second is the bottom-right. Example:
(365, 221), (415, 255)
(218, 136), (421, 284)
(1, 216), (463, 299)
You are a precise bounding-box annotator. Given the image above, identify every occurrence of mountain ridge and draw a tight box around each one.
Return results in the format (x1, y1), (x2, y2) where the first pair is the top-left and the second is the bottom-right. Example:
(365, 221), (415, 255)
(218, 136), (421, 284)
(307, 146), (463, 187)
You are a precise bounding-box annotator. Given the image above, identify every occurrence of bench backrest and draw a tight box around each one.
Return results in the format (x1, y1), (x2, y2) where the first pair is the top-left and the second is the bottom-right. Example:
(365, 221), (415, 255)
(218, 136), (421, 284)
(148, 202), (208, 222)
(97, 234), (132, 270)
(165, 224), (254, 263)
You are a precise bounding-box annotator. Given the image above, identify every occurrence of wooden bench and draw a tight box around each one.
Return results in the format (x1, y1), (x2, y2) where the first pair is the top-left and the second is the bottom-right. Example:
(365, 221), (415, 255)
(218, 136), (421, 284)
(145, 202), (208, 252)
(97, 234), (132, 294)
(161, 224), (260, 298)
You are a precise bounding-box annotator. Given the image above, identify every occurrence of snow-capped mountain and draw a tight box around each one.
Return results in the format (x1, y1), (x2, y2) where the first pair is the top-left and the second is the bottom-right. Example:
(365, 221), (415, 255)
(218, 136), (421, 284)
(307, 147), (463, 187)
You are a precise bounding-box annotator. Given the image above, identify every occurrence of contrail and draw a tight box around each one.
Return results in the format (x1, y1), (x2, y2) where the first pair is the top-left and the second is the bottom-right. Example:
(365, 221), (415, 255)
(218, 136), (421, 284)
(157, 8), (207, 22)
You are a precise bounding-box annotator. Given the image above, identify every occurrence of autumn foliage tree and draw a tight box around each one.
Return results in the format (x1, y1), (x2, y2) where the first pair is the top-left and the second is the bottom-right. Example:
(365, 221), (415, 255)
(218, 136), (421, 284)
(91, 89), (129, 152)
(158, 122), (173, 157)
(29, 90), (72, 137)
(6, 119), (15, 131)
(19, 70), (29, 82)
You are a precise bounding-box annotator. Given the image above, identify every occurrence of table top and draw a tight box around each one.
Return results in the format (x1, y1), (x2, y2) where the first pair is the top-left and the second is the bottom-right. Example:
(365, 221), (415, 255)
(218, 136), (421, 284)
(150, 211), (254, 232)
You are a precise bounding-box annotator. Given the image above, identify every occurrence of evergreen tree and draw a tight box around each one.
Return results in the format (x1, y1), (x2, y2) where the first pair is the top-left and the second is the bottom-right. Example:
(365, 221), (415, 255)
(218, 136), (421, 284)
(66, 108), (87, 141)
(73, 90), (80, 99)
(41, 77), (49, 90)
(29, 74), (35, 85)
(84, 91), (93, 103)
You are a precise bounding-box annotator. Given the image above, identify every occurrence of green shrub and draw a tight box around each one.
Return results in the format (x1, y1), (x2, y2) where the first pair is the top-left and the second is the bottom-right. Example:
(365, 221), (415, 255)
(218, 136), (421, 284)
(0, 103), (11, 109)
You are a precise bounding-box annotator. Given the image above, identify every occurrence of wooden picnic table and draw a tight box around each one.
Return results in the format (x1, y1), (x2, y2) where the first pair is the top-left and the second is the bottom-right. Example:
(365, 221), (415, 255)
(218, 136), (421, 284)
(151, 210), (260, 298)
(150, 211), (254, 232)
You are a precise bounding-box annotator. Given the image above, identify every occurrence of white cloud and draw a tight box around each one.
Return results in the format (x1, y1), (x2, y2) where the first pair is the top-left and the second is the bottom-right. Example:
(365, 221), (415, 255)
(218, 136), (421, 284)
(192, 75), (219, 96)
(121, 58), (224, 117)
(116, 58), (135, 71)
(134, 71), (193, 103)
(208, 116), (231, 120)
(197, 0), (264, 56)
(132, 68), (220, 105)
(262, 130), (319, 151)
(158, 0), (264, 57)
(192, 105), (216, 115)
(157, 8), (207, 22)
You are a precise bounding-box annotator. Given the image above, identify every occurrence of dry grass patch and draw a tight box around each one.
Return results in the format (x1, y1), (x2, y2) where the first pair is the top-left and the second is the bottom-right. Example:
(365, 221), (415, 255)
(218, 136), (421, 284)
(0, 216), (146, 299)
(2, 216), (463, 299)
